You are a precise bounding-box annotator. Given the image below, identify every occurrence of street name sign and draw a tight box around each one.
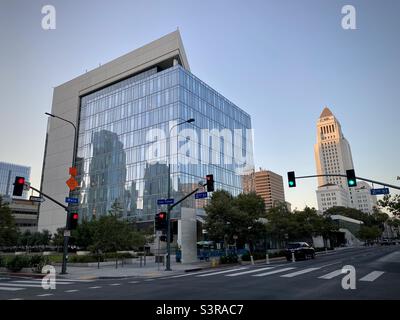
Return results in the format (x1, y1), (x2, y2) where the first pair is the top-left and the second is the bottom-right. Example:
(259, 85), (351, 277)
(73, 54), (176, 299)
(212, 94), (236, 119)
(157, 199), (174, 205)
(65, 197), (79, 204)
(370, 188), (390, 196)
(195, 192), (208, 199)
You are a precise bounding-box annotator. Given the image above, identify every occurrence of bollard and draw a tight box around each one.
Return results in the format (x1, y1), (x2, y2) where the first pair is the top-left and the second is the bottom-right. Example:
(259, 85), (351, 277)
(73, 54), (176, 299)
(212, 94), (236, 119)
(266, 253), (270, 265)
(291, 252), (295, 263)
(325, 247), (328, 254)
(140, 255), (143, 267)
(250, 255), (254, 265)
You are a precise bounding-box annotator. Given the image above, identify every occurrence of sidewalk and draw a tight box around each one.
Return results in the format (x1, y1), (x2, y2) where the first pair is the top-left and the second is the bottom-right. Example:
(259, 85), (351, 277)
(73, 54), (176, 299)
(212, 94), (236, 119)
(56, 259), (213, 280)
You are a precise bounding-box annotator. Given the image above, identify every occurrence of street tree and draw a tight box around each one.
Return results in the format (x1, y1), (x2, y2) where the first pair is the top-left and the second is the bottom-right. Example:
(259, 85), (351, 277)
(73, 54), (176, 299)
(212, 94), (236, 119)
(0, 196), (18, 247)
(378, 194), (400, 217)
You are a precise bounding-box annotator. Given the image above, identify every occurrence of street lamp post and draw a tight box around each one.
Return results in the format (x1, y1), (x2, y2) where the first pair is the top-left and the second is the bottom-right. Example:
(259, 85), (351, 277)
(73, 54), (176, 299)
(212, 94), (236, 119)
(45, 112), (78, 274)
(165, 118), (195, 271)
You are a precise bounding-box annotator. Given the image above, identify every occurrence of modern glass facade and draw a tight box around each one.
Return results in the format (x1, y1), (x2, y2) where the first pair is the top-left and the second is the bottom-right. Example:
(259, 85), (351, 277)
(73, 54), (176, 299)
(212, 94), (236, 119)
(0, 162), (31, 199)
(74, 65), (253, 222)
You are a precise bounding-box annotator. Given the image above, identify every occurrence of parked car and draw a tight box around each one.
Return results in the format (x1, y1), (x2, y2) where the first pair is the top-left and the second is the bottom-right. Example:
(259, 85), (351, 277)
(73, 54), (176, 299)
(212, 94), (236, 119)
(284, 242), (315, 261)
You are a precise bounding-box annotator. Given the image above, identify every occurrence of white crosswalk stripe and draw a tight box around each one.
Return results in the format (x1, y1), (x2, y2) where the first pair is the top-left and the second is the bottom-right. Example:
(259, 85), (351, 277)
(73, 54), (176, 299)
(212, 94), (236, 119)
(0, 287), (25, 291)
(13, 280), (73, 285)
(280, 267), (321, 278)
(253, 267), (296, 277)
(359, 271), (385, 282)
(318, 269), (343, 280)
(196, 267), (248, 277)
(226, 267), (275, 277)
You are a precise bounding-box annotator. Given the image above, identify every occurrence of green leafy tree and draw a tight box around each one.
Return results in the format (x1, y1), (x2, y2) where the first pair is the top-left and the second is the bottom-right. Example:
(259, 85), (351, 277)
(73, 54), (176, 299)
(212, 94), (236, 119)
(378, 194), (400, 217)
(0, 196), (18, 247)
(358, 225), (381, 242)
(204, 191), (266, 249)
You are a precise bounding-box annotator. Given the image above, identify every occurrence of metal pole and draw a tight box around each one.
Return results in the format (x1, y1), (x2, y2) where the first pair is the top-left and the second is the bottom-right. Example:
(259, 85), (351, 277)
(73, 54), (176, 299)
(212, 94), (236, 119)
(46, 112), (77, 275)
(165, 119), (195, 271)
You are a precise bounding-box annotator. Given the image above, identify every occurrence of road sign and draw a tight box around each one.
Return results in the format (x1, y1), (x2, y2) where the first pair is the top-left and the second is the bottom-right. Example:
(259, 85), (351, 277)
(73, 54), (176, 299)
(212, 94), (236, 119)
(195, 192), (208, 199)
(370, 188), (390, 196)
(65, 197), (79, 204)
(29, 196), (44, 203)
(63, 230), (71, 237)
(157, 198), (174, 205)
(69, 167), (77, 177)
(66, 177), (79, 191)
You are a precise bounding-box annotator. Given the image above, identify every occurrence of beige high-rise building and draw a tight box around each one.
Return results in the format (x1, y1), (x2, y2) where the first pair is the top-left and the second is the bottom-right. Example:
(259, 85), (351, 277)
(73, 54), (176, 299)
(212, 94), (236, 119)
(242, 169), (286, 211)
(314, 107), (377, 213)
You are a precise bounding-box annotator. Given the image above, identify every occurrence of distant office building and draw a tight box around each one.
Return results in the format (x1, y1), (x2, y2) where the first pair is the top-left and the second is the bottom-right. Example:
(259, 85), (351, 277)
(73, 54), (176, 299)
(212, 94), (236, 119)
(0, 161), (31, 199)
(38, 29), (254, 254)
(2, 197), (39, 233)
(314, 107), (376, 213)
(242, 169), (286, 211)
(353, 181), (377, 214)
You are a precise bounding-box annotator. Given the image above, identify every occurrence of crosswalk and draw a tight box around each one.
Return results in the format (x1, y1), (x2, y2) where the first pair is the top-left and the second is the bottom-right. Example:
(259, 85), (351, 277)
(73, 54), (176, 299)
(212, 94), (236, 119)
(178, 265), (386, 283)
(0, 278), (94, 292)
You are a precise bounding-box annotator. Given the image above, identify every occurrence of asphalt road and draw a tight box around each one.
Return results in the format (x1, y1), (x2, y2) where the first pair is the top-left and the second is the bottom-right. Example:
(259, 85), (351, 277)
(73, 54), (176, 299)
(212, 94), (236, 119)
(1, 245), (399, 300)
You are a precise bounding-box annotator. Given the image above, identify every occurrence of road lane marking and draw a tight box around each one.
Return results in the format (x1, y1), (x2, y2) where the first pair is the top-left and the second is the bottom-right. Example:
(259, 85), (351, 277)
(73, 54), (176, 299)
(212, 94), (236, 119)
(197, 267), (248, 277)
(8, 298), (24, 300)
(166, 270), (223, 279)
(0, 287), (25, 291)
(280, 267), (321, 278)
(318, 269), (343, 279)
(109, 283), (121, 286)
(65, 290), (79, 293)
(226, 267), (275, 277)
(13, 280), (72, 285)
(0, 283), (43, 288)
(129, 281), (139, 284)
(253, 267), (296, 277)
(359, 271), (385, 282)
(37, 293), (53, 297)
(144, 279), (155, 282)
(89, 286), (102, 289)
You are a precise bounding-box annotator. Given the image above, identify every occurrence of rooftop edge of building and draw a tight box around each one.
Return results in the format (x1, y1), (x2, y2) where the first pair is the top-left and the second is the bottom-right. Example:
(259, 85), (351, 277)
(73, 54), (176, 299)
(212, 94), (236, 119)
(54, 30), (190, 93)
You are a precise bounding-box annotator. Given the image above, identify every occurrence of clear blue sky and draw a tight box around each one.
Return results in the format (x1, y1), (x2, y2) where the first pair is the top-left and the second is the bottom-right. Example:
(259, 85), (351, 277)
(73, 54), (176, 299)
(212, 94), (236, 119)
(1, 0), (399, 210)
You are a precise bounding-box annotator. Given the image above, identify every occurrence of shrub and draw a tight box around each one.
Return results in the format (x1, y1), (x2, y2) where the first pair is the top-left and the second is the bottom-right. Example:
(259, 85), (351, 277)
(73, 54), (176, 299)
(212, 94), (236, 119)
(220, 254), (238, 264)
(69, 255), (98, 263)
(29, 255), (50, 273)
(0, 255), (4, 268)
(6, 255), (30, 272)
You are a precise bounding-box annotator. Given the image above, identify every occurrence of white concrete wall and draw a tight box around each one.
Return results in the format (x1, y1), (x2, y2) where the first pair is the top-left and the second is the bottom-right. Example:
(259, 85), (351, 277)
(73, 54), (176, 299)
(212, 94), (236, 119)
(178, 208), (198, 264)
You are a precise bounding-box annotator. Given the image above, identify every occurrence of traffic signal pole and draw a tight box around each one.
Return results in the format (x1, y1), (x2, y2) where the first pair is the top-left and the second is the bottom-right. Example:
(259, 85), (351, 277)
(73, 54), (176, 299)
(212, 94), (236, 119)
(294, 174), (400, 190)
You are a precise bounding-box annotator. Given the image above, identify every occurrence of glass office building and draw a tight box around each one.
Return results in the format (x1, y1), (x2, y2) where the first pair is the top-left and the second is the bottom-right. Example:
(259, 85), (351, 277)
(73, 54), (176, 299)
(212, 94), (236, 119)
(73, 64), (253, 222)
(0, 162), (31, 199)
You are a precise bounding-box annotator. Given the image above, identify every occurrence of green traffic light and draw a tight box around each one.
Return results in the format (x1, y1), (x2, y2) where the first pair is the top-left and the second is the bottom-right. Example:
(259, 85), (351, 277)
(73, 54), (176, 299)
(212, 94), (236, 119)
(289, 181), (294, 186)
(349, 180), (355, 186)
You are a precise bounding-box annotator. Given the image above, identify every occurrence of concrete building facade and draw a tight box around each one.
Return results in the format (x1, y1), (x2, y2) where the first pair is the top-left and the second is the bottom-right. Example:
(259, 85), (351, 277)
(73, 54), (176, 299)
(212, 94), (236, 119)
(314, 107), (376, 213)
(242, 169), (287, 211)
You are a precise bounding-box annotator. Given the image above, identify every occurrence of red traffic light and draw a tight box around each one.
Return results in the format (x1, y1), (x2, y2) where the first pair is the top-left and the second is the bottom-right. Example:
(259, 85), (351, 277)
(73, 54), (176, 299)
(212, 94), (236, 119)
(72, 213), (79, 220)
(17, 177), (25, 184)
(159, 213), (165, 219)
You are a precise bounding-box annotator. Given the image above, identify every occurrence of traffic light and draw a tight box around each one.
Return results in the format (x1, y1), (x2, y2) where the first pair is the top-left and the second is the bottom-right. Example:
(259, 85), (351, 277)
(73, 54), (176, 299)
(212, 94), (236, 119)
(12, 176), (25, 196)
(155, 212), (168, 231)
(287, 171), (296, 188)
(346, 169), (357, 187)
(67, 212), (79, 230)
(206, 174), (214, 192)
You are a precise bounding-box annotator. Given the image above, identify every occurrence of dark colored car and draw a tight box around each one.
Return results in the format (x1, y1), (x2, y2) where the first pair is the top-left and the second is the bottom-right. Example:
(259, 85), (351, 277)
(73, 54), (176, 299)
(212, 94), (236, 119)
(284, 242), (315, 261)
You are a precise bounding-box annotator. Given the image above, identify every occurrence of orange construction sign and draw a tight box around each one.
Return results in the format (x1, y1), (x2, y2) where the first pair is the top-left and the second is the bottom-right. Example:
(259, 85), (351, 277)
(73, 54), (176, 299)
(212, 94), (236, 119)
(69, 167), (77, 177)
(66, 177), (79, 191)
